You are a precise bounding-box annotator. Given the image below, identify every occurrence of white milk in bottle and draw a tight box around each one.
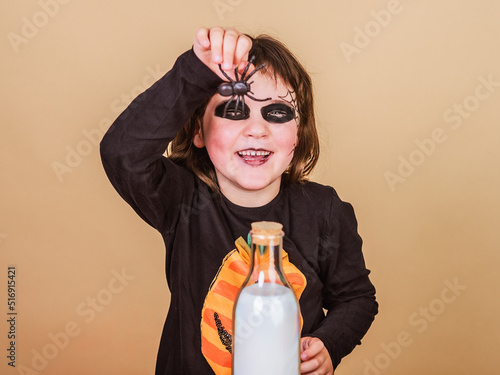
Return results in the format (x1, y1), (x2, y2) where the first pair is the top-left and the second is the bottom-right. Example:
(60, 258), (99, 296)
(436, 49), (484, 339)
(232, 221), (300, 375)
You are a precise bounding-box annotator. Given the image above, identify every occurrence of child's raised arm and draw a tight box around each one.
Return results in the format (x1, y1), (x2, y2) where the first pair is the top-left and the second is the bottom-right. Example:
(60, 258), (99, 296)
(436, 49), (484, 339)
(99, 29), (224, 232)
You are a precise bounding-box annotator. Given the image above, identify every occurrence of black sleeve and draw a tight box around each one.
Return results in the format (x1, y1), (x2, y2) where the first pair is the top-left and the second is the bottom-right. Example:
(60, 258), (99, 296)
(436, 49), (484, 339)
(310, 190), (378, 369)
(100, 49), (222, 232)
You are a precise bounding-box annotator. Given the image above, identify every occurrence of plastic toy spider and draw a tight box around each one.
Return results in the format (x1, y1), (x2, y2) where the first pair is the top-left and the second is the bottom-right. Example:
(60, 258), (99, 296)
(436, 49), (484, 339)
(217, 56), (271, 119)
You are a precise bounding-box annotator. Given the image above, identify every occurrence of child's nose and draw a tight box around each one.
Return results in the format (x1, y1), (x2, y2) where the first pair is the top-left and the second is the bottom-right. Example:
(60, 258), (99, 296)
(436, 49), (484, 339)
(242, 117), (269, 138)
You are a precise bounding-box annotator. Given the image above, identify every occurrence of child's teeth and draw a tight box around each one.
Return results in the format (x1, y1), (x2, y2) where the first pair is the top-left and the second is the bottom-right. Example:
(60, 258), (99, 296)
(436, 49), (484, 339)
(238, 150), (270, 156)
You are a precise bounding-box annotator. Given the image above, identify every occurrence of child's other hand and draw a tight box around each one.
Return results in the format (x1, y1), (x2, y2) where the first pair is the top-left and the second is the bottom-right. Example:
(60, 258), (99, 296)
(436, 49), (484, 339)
(193, 26), (252, 79)
(300, 336), (334, 375)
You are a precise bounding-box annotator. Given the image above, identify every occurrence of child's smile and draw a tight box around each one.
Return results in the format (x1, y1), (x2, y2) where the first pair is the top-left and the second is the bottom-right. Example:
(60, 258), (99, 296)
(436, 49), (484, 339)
(194, 70), (299, 207)
(237, 148), (272, 166)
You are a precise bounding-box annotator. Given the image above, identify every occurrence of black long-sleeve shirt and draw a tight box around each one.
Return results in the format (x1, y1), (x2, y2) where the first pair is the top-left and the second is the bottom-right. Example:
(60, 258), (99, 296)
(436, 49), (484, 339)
(100, 48), (378, 374)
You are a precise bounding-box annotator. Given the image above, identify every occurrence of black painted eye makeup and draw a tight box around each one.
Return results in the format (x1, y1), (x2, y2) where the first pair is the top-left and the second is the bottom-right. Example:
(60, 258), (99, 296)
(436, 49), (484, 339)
(260, 103), (296, 123)
(215, 101), (250, 120)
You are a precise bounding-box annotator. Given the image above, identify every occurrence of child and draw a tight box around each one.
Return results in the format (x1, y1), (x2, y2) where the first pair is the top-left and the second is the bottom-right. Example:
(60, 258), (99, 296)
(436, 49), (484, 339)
(100, 26), (378, 375)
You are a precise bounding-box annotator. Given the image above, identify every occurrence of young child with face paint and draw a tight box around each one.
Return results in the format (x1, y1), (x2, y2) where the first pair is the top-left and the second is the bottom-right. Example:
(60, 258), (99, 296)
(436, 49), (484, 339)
(100, 26), (377, 375)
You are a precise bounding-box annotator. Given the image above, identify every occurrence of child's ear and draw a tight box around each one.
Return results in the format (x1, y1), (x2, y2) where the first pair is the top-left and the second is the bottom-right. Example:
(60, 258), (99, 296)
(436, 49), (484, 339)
(193, 119), (205, 148)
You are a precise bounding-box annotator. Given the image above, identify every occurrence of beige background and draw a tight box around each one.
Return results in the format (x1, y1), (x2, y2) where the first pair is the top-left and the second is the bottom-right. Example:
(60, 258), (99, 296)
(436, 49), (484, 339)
(1, 0), (499, 374)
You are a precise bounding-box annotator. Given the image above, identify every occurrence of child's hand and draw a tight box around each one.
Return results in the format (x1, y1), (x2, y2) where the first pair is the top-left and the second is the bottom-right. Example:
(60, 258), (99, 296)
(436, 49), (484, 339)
(300, 337), (334, 375)
(193, 26), (252, 80)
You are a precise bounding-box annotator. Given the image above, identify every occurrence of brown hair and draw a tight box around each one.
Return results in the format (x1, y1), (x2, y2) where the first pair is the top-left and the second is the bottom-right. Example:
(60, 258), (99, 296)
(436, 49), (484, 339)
(168, 34), (320, 193)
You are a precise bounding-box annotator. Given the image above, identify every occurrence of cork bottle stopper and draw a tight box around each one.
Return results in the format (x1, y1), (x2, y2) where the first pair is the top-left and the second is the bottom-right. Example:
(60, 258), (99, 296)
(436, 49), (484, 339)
(251, 222), (283, 245)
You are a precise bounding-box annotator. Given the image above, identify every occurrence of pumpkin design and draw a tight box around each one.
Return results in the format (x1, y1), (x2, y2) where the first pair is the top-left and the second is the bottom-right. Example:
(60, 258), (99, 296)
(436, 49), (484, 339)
(200, 237), (307, 375)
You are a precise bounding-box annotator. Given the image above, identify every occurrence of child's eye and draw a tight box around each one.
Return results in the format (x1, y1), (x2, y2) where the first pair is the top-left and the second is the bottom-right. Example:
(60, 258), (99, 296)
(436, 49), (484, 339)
(268, 110), (287, 118)
(215, 101), (250, 120)
(261, 103), (296, 123)
(226, 107), (244, 118)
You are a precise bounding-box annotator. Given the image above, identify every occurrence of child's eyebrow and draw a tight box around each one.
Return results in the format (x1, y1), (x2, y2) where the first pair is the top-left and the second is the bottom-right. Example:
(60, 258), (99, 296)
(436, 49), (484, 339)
(271, 97), (294, 105)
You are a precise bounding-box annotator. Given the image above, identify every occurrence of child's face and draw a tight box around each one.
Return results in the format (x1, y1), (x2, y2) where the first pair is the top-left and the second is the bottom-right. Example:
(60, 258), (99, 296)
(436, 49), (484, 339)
(194, 71), (299, 206)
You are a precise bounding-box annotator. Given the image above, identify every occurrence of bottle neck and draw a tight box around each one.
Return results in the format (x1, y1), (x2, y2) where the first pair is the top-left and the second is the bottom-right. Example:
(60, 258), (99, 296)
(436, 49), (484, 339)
(249, 233), (288, 287)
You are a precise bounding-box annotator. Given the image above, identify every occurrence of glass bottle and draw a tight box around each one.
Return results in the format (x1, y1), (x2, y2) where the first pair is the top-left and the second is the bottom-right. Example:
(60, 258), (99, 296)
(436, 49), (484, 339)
(232, 221), (300, 375)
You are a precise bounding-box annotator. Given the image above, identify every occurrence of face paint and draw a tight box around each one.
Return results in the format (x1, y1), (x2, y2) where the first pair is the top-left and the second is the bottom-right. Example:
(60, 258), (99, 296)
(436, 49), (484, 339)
(213, 87), (297, 124)
(215, 100), (250, 120)
(260, 103), (296, 123)
(278, 90), (299, 124)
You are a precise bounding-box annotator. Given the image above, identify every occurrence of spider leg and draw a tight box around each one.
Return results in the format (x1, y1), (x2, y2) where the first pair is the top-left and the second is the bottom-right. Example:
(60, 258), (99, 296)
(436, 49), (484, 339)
(223, 95), (235, 117)
(241, 95), (246, 115)
(245, 62), (267, 82)
(235, 95), (241, 117)
(218, 64), (235, 83)
(245, 92), (272, 102)
(240, 56), (256, 81)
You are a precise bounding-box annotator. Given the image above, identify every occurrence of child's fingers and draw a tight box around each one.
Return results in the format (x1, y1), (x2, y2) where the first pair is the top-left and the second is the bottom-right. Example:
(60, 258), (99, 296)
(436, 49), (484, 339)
(221, 28), (240, 70)
(208, 27), (225, 64)
(300, 337), (324, 361)
(193, 26), (253, 78)
(234, 34), (252, 69)
(300, 337), (333, 374)
(194, 27), (210, 50)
